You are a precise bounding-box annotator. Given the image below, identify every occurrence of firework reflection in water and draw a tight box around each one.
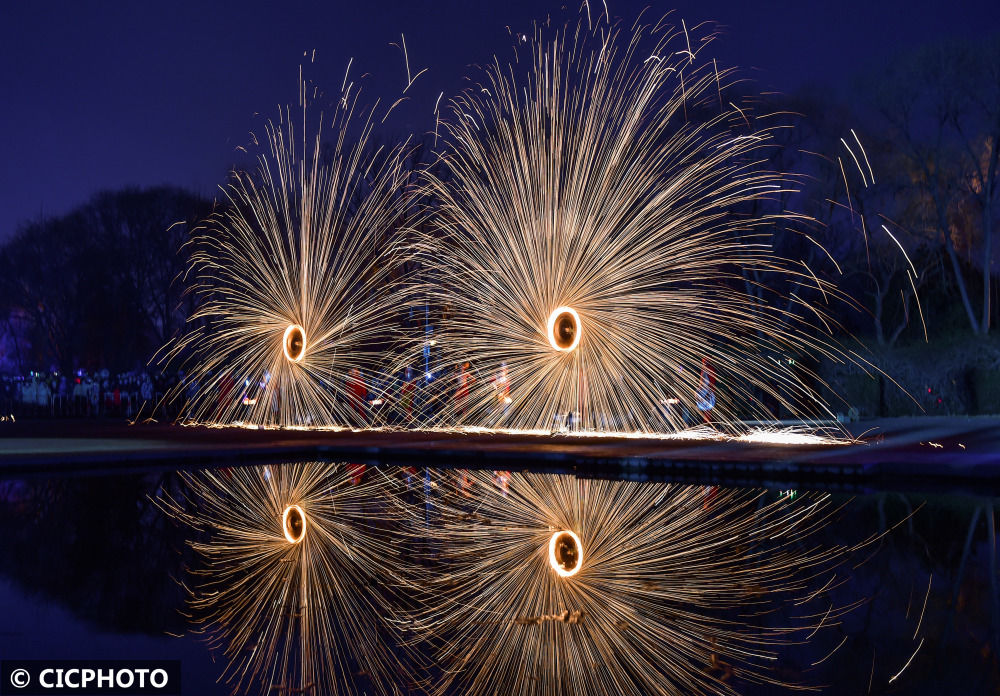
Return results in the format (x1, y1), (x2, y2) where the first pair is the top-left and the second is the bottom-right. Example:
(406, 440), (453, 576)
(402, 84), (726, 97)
(157, 462), (413, 696)
(408, 470), (884, 696)
(162, 67), (414, 428)
(418, 12), (879, 433)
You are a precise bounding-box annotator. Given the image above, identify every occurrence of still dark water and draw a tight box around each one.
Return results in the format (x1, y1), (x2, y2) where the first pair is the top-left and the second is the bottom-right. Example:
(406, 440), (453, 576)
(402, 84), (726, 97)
(0, 463), (996, 695)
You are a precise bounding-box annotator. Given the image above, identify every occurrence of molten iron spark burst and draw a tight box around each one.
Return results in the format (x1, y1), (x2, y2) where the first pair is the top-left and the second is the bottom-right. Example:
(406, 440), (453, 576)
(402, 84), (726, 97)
(547, 307), (582, 352)
(418, 13), (870, 433)
(161, 75), (413, 427)
(408, 470), (881, 696)
(157, 462), (412, 696)
(548, 529), (583, 576)
(282, 324), (307, 364)
(282, 503), (307, 543)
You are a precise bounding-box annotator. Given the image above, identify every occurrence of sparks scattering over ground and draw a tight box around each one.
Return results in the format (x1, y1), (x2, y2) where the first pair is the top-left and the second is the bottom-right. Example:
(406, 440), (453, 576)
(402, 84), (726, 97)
(417, 11), (878, 433)
(156, 462), (412, 696)
(446, 422), (854, 445)
(408, 470), (883, 696)
(159, 69), (414, 427)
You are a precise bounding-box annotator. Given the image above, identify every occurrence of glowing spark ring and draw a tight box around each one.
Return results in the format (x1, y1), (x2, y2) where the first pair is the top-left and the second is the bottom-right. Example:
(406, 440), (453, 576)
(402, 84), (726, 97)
(546, 307), (581, 352)
(282, 504), (307, 543)
(548, 529), (583, 577)
(282, 324), (307, 363)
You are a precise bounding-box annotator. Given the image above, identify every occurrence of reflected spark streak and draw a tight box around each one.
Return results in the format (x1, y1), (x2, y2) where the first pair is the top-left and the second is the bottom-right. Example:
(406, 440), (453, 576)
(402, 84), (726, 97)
(157, 462), (411, 696)
(409, 470), (876, 696)
(417, 13), (866, 434)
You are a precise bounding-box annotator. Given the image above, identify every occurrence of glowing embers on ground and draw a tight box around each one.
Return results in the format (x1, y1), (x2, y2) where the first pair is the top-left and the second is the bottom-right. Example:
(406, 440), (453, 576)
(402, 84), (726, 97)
(160, 75), (413, 429)
(156, 462), (411, 696)
(419, 13), (869, 435)
(282, 324), (306, 363)
(546, 306), (581, 352)
(409, 471), (876, 696)
(446, 423), (854, 445)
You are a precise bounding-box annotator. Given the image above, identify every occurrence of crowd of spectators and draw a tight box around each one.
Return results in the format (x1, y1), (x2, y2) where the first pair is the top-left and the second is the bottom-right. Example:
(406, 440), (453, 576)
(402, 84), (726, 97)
(0, 369), (182, 420)
(0, 362), (704, 429)
(0, 366), (449, 424)
(0, 364), (507, 426)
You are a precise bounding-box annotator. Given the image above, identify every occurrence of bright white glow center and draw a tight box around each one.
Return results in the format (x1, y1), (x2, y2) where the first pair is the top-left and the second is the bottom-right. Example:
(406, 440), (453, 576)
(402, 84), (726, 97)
(546, 306), (581, 352)
(282, 324), (307, 363)
(282, 504), (307, 543)
(548, 529), (583, 577)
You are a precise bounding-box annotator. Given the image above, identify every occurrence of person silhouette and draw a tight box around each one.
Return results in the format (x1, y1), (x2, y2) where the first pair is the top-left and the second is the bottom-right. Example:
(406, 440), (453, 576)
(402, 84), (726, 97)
(695, 357), (716, 424)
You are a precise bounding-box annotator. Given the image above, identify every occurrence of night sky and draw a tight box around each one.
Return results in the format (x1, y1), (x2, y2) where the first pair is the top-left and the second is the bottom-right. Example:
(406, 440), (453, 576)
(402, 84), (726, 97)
(1, 0), (996, 241)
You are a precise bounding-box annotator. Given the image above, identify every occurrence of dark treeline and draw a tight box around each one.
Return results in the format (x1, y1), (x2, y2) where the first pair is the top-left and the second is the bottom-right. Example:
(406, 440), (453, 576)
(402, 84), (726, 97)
(0, 186), (213, 375)
(0, 36), (997, 417)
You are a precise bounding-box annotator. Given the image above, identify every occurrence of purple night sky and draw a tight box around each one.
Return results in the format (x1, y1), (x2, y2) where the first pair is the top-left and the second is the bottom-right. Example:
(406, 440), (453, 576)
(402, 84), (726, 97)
(1, 0), (996, 241)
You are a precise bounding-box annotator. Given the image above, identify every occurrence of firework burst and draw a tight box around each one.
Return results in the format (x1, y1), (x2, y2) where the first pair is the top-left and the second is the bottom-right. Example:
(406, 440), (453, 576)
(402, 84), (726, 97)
(161, 73), (414, 427)
(417, 13), (870, 433)
(409, 470), (878, 696)
(157, 462), (413, 696)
